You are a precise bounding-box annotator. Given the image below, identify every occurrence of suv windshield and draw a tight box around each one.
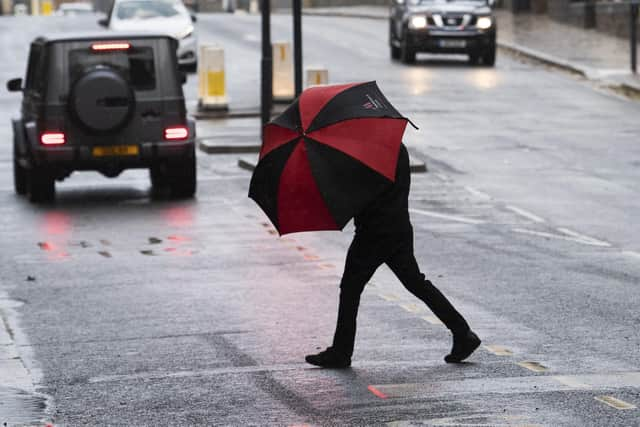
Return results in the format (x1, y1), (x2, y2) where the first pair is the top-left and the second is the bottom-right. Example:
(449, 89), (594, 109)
(69, 47), (156, 91)
(115, 0), (185, 19)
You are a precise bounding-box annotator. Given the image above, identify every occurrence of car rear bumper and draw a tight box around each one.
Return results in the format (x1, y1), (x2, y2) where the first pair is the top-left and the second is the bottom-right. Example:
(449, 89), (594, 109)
(407, 29), (495, 53)
(31, 138), (195, 173)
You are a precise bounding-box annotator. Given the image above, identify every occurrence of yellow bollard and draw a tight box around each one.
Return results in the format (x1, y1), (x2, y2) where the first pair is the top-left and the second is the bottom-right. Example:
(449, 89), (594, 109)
(305, 68), (329, 88)
(41, 0), (52, 15)
(272, 41), (294, 103)
(198, 45), (228, 111)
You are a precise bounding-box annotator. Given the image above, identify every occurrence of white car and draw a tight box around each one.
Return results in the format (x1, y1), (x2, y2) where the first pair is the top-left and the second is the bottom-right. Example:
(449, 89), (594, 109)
(100, 0), (197, 71)
(55, 2), (94, 16)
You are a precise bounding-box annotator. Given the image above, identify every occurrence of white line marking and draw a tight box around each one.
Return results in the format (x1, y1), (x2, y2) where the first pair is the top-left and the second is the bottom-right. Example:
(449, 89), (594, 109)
(409, 208), (485, 225)
(505, 205), (545, 223)
(400, 303), (423, 314)
(434, 173), (450, 182)
(556, 227), (611, 247)
(464, 186), (492, 200)
(553, 376), (590, 389)
(513, 228), (611, 247)
(622, 251), (640, 260)
(421, 315), (444, 325)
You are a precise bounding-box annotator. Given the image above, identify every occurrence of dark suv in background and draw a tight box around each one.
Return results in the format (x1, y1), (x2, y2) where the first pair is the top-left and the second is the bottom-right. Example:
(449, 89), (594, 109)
(7, 33), (196, 203)
(390, 0), (497, 65)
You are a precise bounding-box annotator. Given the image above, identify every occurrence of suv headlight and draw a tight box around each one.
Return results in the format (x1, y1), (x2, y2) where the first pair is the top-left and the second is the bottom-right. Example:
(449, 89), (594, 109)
(408, 15), (428, 30)
(476, 16), (492, 30)
(177, 25), (194, 39)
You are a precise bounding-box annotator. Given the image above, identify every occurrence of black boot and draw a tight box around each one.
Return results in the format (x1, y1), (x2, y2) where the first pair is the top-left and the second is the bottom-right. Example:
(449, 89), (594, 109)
(305, 347), (351, 368)
(445, 330), (481, 363)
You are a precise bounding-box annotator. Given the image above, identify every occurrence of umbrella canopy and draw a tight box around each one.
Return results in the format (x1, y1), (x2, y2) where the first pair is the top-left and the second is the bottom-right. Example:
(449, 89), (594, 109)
(249, 81), (414, 235)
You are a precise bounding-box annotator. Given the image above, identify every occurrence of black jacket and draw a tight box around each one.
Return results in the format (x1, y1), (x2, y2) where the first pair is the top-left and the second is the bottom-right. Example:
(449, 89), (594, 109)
(354, 144), (412, 236)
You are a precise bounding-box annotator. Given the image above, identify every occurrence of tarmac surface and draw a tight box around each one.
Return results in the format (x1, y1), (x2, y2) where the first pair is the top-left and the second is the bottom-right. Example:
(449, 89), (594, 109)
(0, 9), (639, 427)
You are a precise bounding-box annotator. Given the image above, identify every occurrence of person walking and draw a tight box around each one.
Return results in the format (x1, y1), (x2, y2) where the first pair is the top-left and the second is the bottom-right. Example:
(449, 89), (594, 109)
(305, 143), (481, 368)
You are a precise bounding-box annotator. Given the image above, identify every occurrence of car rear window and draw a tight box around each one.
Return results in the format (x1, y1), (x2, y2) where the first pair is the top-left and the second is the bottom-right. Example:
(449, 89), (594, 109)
(68, 46), (156, 91)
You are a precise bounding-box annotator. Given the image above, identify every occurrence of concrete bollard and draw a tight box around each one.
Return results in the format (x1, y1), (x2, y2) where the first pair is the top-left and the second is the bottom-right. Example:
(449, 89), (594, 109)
(30, 0), (39, 15)
(305, 68), (329, 88)
(198, 45), (229, 111)
(272, 41), (294, 103)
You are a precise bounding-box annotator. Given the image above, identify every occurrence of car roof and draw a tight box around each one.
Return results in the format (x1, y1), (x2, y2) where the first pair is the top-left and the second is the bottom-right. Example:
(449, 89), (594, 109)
(34, 32), (176, 44)
(34, 31), (175, 44)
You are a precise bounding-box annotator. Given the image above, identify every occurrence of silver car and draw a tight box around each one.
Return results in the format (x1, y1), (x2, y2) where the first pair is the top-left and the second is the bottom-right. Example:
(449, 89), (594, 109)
(100, 0), (197, 71)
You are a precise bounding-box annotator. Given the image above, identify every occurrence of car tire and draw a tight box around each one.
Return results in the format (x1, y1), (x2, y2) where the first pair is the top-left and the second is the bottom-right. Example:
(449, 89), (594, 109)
(13, 143), (27, 195)
(390, 45), (401, 60)
(150, 154), (196, 199)
(400, 33), (416, 64)
(483, 45), (496, 67)
(169, 155), (197, 199)
(27, 168), (55, 203)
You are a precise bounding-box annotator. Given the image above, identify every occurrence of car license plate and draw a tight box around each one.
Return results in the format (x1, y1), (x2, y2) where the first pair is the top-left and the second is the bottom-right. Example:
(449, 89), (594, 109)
(92, 145), (139, 157)
(439, 39), (466, 48)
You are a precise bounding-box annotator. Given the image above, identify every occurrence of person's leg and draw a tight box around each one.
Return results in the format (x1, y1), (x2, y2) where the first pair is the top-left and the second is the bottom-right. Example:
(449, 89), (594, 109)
(385, 232), (480, 362)
(386, 233), (470, 334)
(331, 236), (385, 358)
(306, 235), (384, 367)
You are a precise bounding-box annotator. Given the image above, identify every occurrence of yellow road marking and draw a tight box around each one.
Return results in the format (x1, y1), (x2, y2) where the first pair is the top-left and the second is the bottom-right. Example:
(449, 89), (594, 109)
(594, 395), (637, 410)
(483, 345), (513, 356)
(517, 361), (548, 373)
(421, 315), (443, 325)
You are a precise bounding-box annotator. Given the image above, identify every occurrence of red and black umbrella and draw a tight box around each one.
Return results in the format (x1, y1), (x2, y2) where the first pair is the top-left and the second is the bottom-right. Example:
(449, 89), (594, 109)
(249, 81), (414, 235)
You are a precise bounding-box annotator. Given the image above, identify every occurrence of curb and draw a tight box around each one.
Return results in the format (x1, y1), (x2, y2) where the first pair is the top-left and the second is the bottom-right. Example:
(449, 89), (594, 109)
(198, 139), (260, 154)
(236, 155), (427, 173)
(496, 41), (587, 77)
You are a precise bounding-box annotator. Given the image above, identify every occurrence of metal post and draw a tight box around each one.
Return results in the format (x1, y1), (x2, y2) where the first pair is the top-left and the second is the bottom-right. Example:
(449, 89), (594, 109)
(261, 0), (273, 132)
(632, 0), (639, 73)
(292, 0), (303, 97)
(584, 0), (596, 29)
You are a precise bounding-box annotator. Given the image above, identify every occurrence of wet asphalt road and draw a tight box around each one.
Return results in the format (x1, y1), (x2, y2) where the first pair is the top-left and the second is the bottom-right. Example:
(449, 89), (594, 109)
(1, 12), (640, 427)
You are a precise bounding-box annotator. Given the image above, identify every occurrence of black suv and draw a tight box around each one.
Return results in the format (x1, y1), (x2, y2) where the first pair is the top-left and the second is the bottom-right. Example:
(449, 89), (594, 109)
(7, 33), (196, 203)
(390, 0), (497, 65)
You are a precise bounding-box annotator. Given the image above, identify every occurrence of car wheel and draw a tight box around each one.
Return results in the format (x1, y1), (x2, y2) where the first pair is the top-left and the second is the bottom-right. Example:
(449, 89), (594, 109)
(150, 155), (196, 199)
(169, 155), (197, 199)
(483, 45), (496, 66)
(390, 45), (401, 60)
(27, 168), (55, 203)
(400, 33), (416, 64)
(13, 144), (27, 195)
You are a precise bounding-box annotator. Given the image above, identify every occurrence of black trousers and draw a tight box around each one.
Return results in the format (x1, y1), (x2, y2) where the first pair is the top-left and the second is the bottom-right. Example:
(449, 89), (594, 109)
(331, 228), (470, 357)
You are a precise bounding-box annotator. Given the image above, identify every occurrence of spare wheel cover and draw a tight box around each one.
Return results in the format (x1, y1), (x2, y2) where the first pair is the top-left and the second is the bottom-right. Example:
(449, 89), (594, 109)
(70, 67), (134, 133)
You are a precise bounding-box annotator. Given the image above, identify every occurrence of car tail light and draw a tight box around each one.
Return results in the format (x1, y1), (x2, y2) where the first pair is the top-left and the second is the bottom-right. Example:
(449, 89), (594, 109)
(91, 42), (131, 51)
(40, 132), (66, 145)
(164, 126), (189, 140)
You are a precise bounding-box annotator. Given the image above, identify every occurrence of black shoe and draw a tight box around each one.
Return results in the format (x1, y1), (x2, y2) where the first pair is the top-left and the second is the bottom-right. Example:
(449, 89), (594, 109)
(444, 330), (481, 363)
(305, 347), (351, 368)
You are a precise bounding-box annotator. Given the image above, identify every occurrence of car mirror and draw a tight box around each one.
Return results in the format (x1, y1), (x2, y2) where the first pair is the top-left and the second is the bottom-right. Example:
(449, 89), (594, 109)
(6, 78), (23, 92)
(179, 71), (187, 85)
(98, 17), (108, 27)
(190, 14), (197, 23)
